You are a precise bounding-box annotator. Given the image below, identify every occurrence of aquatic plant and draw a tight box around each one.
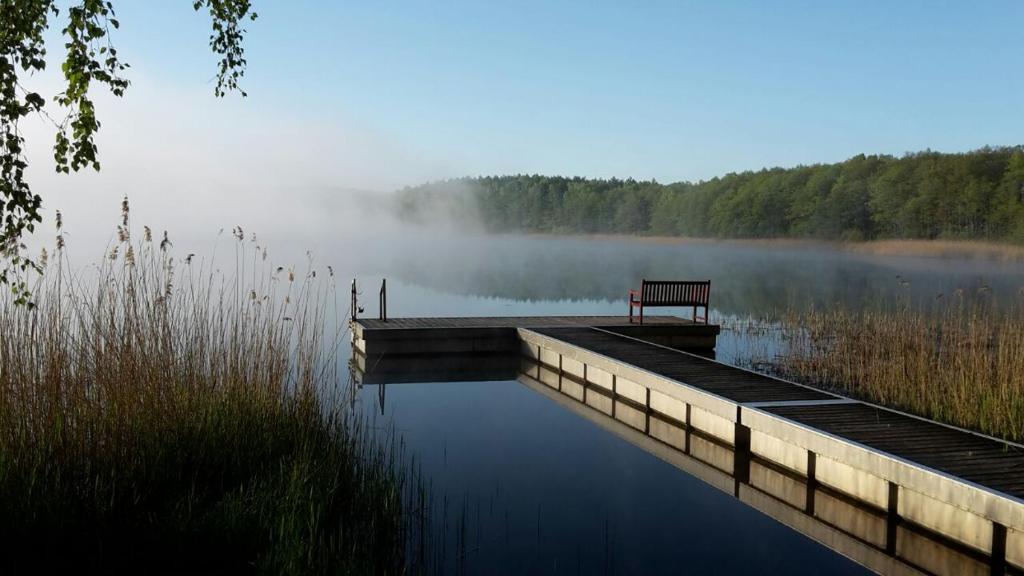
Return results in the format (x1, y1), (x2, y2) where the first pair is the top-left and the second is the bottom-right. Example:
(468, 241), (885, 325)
(756, 295), (1024, 443)
(0, 201), (420, 573)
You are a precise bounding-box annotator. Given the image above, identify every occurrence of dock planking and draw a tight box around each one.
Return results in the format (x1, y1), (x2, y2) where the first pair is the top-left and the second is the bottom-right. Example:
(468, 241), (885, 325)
(516, 371), (1004, 576)
(765, 403), (1024, 500)
(352, 315), (721, 356)
(529, 326), (1024, 502)
(353, 314), (1024, 571)
(356, 315), (699, 331)
(356, 319), (1024, 501)
(531, 326), (834, 403)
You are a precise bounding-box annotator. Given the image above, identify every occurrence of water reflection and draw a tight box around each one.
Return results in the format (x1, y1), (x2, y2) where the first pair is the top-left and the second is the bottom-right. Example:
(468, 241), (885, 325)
(517, 361), (1008, 576)
(340, 231), (1024, 574)
(352, 350), (1017, 575)
(356, 379), (868, 574)
(387, 235), (1024, 316)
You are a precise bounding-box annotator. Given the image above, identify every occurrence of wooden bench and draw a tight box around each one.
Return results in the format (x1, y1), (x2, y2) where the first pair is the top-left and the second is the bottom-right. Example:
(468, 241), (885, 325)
(628, 280), (710, 324)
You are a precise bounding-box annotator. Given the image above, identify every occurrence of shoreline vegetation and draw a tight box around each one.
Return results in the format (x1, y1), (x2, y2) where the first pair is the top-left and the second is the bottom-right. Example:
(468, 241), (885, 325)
(397, 146), (1024, 244)
(0, 203), (422, 574)
(729, 299), (1024, 444)
(515, 233), (1024, 261)
(394, 144), (1024, 440)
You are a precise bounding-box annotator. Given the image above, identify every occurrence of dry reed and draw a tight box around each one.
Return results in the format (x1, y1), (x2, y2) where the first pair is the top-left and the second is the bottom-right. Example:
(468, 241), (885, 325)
(535, 233), (1024, 262)
(0, 202), (417, 573)
(843, 239), (1024, 261)
(769, 298), (1024, 442)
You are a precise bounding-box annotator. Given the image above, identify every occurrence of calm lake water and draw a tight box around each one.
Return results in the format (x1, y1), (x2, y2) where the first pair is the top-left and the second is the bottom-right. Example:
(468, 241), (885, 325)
(337, 227), (1024, 574)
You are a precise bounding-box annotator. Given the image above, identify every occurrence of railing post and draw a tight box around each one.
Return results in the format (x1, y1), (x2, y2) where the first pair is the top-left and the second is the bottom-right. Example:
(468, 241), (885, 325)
(379, 278), (387, 322)
(351, 279), (358, 320)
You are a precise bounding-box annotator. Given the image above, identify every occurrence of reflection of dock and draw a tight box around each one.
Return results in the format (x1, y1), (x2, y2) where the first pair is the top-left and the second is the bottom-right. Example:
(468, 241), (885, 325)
(517, 368), (990, 576)
(351, 315), (718, 383)
(351, 316), (1024, 575)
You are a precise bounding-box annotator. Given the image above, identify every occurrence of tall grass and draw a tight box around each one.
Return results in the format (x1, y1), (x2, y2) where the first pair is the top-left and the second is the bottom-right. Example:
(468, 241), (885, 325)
(0, 202), (419, 573)
(843, 239), (1024, 261)
(769, 297), (1024, 443)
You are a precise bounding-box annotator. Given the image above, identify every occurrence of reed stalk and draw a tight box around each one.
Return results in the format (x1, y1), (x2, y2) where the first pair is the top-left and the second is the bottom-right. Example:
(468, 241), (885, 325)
(0, 203), (417, 573)
(768, 297), (1024, 442)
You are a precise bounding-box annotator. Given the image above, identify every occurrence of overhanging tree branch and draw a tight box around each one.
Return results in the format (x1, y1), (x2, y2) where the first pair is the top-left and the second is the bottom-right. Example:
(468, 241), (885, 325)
(0, 0), (256, 304)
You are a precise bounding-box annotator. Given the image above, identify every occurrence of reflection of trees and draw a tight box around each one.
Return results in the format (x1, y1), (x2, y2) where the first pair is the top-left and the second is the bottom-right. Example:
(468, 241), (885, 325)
(391, 236), (1023, 316)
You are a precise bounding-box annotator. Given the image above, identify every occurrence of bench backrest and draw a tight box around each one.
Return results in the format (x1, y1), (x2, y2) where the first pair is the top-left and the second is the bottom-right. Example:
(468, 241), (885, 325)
(640, 280), (710, 306)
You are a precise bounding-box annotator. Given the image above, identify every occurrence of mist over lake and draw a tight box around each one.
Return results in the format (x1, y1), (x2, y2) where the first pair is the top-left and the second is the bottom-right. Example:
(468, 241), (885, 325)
(5, 1), (1024, 572)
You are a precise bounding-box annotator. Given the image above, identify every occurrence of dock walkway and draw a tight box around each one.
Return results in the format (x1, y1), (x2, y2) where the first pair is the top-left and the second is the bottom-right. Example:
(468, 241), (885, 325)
(518, 325), (1024, 572)
(356, 315), (694, 330)
(351, 315), (1024, 572)
(353, 315), (720, 356)
(529, 326), (1024, 501)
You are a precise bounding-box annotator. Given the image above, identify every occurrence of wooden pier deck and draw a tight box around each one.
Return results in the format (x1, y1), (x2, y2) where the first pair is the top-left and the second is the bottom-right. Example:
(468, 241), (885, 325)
(530, 326), (833, 403)
(529, 326), (1024, 501)
(351, 315), (1024, 572)
(352, 315), (721, 356)
(356, 315), (694, 330)
(517, 325), (1024, 573)
(518, 369), (991, 576)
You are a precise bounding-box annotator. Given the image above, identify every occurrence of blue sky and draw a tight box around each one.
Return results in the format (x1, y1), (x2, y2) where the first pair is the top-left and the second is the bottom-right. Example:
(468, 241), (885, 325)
(32, 1), (1024, 189)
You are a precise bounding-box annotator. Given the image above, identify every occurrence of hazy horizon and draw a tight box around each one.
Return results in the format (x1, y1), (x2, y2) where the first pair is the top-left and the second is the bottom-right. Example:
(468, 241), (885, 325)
(15, 1), (1024, 252)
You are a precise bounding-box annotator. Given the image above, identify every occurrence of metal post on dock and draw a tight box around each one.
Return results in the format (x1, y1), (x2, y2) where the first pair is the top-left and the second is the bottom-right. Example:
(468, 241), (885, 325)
(351, 279), (358, 320)
(379, 278), (387, 322)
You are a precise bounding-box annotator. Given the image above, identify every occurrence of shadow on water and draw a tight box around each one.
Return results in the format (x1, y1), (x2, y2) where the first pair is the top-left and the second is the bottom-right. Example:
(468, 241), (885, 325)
(352, 347), (1020, 575)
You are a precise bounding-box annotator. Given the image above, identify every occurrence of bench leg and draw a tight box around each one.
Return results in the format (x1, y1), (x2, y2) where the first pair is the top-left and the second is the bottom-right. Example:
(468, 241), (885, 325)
(639, 304), (644, 325)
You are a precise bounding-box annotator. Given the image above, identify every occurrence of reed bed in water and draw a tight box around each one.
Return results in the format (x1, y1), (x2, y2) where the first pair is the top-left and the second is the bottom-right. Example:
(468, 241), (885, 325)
(843, 239), (1024, 262)
(770, 298), (1024, 443)
(0, 203), (418, 573)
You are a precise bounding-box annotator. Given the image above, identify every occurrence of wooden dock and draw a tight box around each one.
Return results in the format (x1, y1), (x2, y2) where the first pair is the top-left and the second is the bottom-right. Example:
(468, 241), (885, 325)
(519, 369), (996, 576)
(353, 315), (720, 356)
(351, 316), (1024, 574)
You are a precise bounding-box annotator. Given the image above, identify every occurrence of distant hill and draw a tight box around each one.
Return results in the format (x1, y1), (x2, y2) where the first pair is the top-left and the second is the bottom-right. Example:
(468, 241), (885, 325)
(395, 147), (1024, 242)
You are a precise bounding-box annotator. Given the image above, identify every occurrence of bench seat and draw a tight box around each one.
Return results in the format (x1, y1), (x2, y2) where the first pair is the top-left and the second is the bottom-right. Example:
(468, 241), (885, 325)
(628, 280), (710, 324)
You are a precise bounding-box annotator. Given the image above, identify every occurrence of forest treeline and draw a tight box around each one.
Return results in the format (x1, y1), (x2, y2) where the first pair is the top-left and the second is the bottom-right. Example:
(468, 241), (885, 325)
(396, 147), (1024, 242)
